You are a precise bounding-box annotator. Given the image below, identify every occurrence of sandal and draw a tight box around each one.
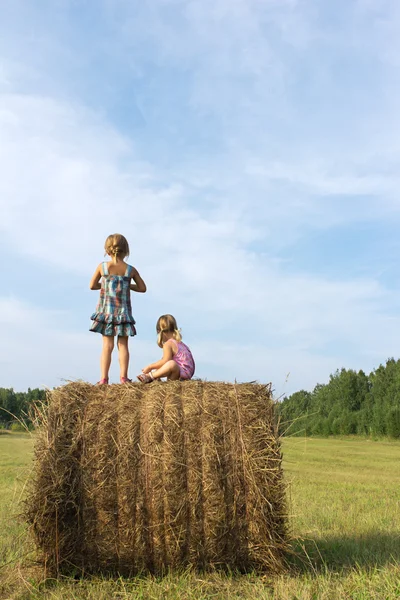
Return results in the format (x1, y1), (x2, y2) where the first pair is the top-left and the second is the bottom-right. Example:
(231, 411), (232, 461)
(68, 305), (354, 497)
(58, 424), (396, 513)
(137, 372), (154, 384)
(96, 378), (109, 385)
(120, 377), (132, 384)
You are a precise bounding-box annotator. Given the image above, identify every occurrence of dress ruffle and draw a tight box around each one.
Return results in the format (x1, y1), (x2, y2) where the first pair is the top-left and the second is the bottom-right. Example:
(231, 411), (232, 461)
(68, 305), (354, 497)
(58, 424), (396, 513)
(90, 312), (136, 337)
(90, 319), (137, 337)
(90, 311), (135, 325)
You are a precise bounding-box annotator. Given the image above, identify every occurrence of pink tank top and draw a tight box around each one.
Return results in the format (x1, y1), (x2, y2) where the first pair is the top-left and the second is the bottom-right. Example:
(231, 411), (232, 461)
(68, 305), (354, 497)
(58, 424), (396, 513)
(167, 339), (195, 380)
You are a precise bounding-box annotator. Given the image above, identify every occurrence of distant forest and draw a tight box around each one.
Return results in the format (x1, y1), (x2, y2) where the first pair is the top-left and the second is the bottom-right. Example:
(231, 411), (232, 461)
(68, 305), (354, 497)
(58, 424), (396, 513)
(2, 359), (400, 438)
(0, 387), (46, 428)
(277, 358), (400, 438)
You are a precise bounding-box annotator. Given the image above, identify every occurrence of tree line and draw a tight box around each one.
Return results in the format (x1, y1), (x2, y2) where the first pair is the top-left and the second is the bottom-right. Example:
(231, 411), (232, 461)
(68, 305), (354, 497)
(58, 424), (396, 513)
(2, 358), (400, 437)
(0, 387), (46, 428)
(277, 358), (400, 438)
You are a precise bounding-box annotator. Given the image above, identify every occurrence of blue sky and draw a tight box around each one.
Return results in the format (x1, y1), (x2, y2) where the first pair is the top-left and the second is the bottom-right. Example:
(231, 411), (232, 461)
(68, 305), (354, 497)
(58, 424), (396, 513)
(1, 0), (400, 395)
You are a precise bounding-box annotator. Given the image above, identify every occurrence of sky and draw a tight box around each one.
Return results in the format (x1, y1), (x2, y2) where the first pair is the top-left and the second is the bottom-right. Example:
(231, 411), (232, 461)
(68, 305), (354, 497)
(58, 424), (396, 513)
(1, 0), (400, 396)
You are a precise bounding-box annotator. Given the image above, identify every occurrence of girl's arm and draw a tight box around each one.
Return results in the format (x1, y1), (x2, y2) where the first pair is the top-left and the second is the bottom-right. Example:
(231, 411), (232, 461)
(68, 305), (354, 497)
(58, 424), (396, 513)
(130, 267), (147, 293)
(142, 342), (174, 373)
(89, 264), (102, 290)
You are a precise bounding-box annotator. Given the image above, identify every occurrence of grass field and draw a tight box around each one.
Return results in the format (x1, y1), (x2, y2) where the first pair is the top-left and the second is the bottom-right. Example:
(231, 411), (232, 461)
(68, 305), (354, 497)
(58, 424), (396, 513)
(1, 433), (400, 599)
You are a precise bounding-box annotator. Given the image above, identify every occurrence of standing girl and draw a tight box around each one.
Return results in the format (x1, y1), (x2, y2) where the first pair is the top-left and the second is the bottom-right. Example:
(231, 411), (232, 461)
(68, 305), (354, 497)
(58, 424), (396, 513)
(89, 233), (146, 384)
(138, 314), (195, 383)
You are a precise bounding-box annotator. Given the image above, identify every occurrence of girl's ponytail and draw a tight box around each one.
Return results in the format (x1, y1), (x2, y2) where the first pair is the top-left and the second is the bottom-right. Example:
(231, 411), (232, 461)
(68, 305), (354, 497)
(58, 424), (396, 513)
(111, 245), (120, 263)
(173, 328), (182, 343)
(157, 328), (166, 348)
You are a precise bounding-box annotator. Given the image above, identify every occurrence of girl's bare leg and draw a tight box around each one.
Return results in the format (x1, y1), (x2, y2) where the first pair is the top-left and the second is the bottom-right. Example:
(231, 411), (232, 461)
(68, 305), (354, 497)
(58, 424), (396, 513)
(117, 336), (130, 379)
(100, 335), (114, 380)
(152, 360), (180, 381)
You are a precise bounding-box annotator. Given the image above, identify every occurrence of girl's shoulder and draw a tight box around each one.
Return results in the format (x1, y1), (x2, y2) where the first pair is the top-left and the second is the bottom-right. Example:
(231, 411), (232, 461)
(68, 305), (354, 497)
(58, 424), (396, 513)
(125, 263), (136, 276)
(164, 338), (179, 351)
(122, 262), (136, 275)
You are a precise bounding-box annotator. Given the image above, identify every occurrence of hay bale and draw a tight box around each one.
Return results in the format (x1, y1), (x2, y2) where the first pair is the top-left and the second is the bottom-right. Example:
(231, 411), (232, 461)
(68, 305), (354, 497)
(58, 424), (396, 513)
(25, 381), (288, 576)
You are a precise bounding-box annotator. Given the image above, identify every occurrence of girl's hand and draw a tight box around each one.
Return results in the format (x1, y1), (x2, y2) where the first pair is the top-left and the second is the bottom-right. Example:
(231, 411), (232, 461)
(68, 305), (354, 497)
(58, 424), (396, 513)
(142, 345), (174, 374)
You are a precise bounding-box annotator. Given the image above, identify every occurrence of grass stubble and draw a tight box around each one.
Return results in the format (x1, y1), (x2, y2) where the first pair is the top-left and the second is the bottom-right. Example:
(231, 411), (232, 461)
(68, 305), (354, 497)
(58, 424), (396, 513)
(1, 433), (400, 599)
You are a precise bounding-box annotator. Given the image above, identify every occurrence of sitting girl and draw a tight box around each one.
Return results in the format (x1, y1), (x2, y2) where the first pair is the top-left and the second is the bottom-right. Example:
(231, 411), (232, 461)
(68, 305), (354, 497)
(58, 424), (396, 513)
(138, 314), (195, 383)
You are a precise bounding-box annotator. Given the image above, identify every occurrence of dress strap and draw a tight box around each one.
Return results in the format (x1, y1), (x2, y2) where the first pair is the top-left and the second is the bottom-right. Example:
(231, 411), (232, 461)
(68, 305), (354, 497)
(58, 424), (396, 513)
(102, 262), (109, 276)
(124, 264), (133, 277)
(166, 338), (178, 348)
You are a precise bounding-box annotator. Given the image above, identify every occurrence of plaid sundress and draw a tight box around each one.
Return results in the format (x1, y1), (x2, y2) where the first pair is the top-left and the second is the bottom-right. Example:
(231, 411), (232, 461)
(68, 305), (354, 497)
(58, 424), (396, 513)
(90, 262), (137, 337)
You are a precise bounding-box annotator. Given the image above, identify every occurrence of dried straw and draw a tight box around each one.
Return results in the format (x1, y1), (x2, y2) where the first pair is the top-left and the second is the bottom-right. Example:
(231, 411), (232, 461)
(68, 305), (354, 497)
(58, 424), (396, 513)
(25, 381), (288, 576)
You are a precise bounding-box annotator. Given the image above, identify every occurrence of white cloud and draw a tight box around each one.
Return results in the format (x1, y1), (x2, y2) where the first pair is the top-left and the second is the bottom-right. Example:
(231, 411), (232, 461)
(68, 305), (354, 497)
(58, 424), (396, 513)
(1, 1), (400, 393)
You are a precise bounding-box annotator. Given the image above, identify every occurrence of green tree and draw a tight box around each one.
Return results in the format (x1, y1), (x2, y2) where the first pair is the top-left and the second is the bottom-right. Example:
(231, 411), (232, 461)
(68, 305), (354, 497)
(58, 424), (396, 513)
(386, 407), (400, 439)
(277, 390), (313, 436)
(0, 387), (46, 426)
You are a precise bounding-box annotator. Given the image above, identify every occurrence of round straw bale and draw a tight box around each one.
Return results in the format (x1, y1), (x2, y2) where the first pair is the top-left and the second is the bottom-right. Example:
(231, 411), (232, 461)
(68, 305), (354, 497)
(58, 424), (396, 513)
(25, 380), (288, 576)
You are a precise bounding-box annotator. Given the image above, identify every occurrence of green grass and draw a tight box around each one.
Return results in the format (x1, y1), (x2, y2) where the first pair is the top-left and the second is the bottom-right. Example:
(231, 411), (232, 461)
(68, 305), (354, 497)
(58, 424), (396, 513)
(0, 433), (34, 574)
(1, 434), (400, 599)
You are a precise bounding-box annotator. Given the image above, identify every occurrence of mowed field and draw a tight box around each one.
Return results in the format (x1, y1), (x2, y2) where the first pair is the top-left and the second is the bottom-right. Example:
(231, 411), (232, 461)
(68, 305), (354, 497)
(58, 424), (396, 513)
(1, 433), (400, 600)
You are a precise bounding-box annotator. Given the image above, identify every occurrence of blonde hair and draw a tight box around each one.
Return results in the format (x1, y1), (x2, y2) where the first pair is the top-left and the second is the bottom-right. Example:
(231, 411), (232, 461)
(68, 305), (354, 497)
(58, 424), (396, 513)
(156, 314), (182, 348)
(104, 233), (130, 263)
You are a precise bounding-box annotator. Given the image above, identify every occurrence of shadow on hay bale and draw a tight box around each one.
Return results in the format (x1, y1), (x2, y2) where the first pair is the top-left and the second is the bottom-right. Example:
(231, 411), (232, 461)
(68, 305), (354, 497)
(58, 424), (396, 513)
(25, 381), (288, 576)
